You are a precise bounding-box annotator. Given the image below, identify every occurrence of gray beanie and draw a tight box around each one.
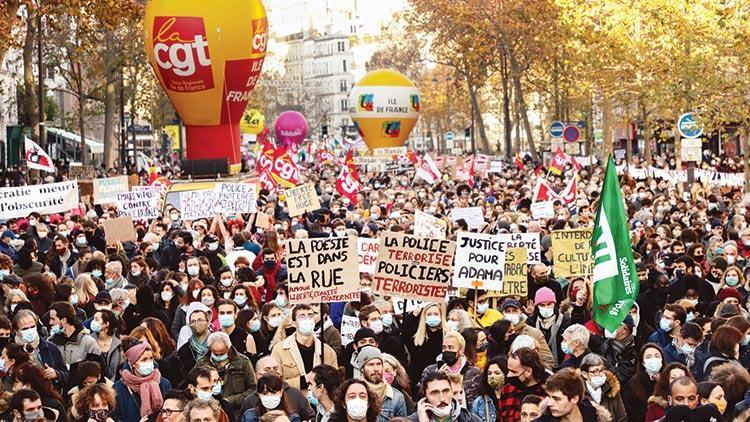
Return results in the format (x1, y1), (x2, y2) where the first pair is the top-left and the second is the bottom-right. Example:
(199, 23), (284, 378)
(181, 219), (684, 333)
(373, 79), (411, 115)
(355, 346), (383, 370)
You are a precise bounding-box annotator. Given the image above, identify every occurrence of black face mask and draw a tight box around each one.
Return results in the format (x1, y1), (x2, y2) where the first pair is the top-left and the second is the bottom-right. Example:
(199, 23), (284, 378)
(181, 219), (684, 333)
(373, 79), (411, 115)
(442, 351), (458, 366)
(535, 276), (549, 284)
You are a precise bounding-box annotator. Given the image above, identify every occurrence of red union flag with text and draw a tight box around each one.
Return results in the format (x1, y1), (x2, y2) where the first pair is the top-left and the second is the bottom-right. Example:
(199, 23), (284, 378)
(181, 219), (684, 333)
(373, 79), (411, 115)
(336, 165), (359, 204)
(415, 153), (442, 184)
(549, 147), (567, 175)
(270, 148), (300, 188)
(152, 17), (214, 92)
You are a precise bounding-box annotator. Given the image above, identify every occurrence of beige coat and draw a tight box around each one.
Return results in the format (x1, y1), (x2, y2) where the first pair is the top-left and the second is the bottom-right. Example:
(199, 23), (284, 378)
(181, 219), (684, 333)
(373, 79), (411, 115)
(514, 320), (555, 369)
(271, 334), (337, 392)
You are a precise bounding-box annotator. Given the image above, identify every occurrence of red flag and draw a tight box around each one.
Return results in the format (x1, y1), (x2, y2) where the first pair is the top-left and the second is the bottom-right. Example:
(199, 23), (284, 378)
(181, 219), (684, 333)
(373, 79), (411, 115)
(533, 177), (560, 202)
(317, 149), (338, 165)
(549, 147), (567, 175)
(514, 153), (524, 170)
(344, 149), (360, 182)
(24, 137), (55, 172)
(560, 175), (578, 205)
(256, 140), (275, 173)
(570, 156), (582, 172)
(258, 167), (278, 194)
(336, 165), (359, 204)
(270, 148), (300, 188)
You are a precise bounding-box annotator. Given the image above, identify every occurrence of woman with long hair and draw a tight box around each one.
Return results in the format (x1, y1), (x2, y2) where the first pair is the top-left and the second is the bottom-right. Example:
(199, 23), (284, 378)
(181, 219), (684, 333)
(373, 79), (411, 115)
(401, 303), (446, 394)
(328, 379), (380, 422)
(12, 362), (66, 421)
(72, 382), (117, 422)
(260, 302), (283, 344)
(0, 343), (30, 390)
(91, 309), (122, 380)
(461, 327), (488, 370)
(486, 319), (514, 361)
(622, 343), (666, 422)
(471, 357), (506, 422)
(381, 352), (414, 412)
(240, 374), (299, 422)
(112, 339), (172, 422)
(73, 273), (98, 317)
(155, 280), (181, 324)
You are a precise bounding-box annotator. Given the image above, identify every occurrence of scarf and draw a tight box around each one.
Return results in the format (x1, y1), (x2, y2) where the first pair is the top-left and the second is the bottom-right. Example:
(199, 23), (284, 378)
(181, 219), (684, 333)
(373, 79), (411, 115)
(364, 379), (388, 402)
(587, 383), (602, 404)
(190, 334), (209, 361)
(120, 367), (163, 417)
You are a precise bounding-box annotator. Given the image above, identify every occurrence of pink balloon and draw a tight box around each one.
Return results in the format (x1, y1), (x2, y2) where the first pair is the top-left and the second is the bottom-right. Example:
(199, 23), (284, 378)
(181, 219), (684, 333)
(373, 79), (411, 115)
(274, 111), (308, 149)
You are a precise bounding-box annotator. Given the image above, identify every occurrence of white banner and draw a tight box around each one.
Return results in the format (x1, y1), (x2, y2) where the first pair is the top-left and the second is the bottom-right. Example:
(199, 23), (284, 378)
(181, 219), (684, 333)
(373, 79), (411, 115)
(453, 232), (506, 290)
(180, 190), (219, 220)
(93, 176), (130, 205)
(116, 189), (160, 220)
(0, 181), (79, 219)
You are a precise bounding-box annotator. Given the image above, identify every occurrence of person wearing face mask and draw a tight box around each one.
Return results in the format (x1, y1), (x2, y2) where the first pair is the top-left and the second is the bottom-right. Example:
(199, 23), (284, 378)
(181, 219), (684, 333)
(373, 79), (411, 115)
(271, 305), (337, 393)
(7, 389), (46, 422)
(331, 220), (348, 238)
(421, 332), (482, 407)
(112, 340), (172, 422)
(467, 290), (501, 329)
(241, 374), (300, 422)
(47, 235), (78, 279)
(406, 370), (479, 422)
(32, 223), (53, 255)
(176, 304), (213, 384)
(198, 332), (257, 411)
(47, 301), (103, 375)
(126, 257), (151, 288)
(647, 303), (686, 349)
(308, 364), (343, 422)
(217, 267), (238, 299)
(185, 365), (235, 422)
(558, 324), (592, 370)
(123, 285), (170, 334)
(355, 346), (408, 421)
(499, 299), (554, 369)
(579, 354), (627, 422)
(663, 322), (703, 372)
(526, 287), (572, 367)
(255, 249), (288, 304)
(470, 357), (505, 422)
(328, 379), (380, 422)
(103, 261), (128, 291)
(239, 355), (315, 421)
(202, 234), (226, 276)
(594, 316), (638, 385)
(637, 273), (670, 331)
(401, 304), (445, 394)
(343, 305), (406, 374)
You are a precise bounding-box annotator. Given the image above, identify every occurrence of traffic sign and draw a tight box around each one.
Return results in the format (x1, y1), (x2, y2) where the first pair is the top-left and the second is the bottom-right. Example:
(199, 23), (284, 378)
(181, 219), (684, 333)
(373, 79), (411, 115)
(563, 125), (581, 143)
(550, 121), (565, 138)
(678, 112), (703, 138)
(446, 131), (454, 142)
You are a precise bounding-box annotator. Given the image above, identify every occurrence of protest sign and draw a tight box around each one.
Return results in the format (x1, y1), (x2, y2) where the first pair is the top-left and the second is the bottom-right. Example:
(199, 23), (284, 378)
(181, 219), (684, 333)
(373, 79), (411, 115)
(215, 183), (257, 214)
(256, 211), (271, 229)
(179, 190), (219, 220)
(69, 164), (95, 180)
(498, 233), (542, 264)
(340, 315), (360, 347)
(552, 229), (594, 277)
(450, 207), (485, 230)
(373, 232), (456, 302)
(116, 189), (160, 220)
(490, 161), (503, 173)
(390, 296), (429, 315)
(93, 176), (129, 205)
(357, 238), (380, 274)
(499, 247), (528, 297)
(285, 183), (321, 217)
(0, 181), (79, 219)
(453, 232), (506, 290)
(102, 216), (138, 244)
(286, 236), (360, 303)
(531, 201), (555, 220)
(414, 210), (446, 239)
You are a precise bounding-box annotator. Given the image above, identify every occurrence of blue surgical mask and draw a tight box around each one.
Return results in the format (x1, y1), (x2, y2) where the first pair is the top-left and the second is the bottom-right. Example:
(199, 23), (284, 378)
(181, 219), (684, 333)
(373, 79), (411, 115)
(138, 360), (155, 376)
(196, 390), (213, 401)
(92, 270), (103, 278)
(274, 296), (287, 308)
(212, 382), (222, 396)
(381, 313), (393, 328)
(0, 358), (6, 372)
(218, 314), (234, 328)
(50, 324), (63, 335)
(0, 269), (9, 279)
(561, 341), (573, 355)
(659, 317), (674, 332)
(307, 387), (319, 407)
(105, 278), (116, 288)
(298, 319), (315, 336)
(90, 320), (102, 333)
(425, 316), (441, 328)
(250, 319), (261, 333)
(211, 353), (229, 363)
(234, 296), (247, 307)
(20, 328), (37, 343)
(187, 266), (200, 277)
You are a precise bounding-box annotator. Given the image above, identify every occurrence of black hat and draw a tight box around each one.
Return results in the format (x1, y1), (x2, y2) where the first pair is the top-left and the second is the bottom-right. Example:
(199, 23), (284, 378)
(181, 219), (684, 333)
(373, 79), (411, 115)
(353, 327), (376, 343)
(664, 405), (692, 422)
(691, 404), (722, 422)
(94, 291), (112, 304)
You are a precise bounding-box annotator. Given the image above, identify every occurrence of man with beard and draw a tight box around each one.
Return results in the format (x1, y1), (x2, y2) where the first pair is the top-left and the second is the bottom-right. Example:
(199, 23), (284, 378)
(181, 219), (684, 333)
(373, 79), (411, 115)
(175, 303), (212, 387)
(637, 272), (669, 328)
(593, 315), (637, 385)
(407, 370), (478, 422)
(527, 263), (564, 305)
(357, 346), (407, 421)
(48, 234), (78, 279)
(496, 348), (547, 421)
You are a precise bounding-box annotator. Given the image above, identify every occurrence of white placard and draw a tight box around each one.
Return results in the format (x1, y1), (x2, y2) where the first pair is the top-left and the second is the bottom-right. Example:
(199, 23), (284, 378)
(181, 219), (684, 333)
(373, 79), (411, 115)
(390, 297), (429, 316)
(531, 201), (555, 220)
(453, 232), (506, 290)
(116, 189), (160, 220)
(179, 190), (219, 220)
(357, 238), (380, 274)
(0, 181), (79, 219)
(490, 161), (503, 173)
(450, 207), (485, 230)
(414, 210), (446, 239)
(215, 183), (257, 214)
(340, 315), (360, 347)
(498, 233), (541, 264)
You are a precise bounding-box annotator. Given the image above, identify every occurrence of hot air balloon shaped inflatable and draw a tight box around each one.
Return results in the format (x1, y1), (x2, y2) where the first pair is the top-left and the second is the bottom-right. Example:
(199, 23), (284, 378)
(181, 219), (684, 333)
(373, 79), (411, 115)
(144, 0), (268, 174)
(274, 111), (308, 150)
(349, 69), (420, 151)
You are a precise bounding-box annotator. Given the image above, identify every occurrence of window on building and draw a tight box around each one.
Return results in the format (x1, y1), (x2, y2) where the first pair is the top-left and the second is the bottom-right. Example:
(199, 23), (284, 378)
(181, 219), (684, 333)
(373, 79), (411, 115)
(340, 99), (348, 113)
(337, 41), (345, 52)
(340, 80), (347, 92)
(342, 59), (347, 72)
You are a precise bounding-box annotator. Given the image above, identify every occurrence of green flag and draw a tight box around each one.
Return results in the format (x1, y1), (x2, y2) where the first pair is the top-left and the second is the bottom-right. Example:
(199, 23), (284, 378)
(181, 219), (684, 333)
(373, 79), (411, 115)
(591, 155), (639, 332)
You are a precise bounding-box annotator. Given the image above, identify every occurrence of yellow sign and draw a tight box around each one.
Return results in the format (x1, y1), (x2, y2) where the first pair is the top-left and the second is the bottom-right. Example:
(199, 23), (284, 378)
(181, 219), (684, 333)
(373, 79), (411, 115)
(552, 229), (594, 278)
(164, 125), (180, 151)
(500, 247), (528, 297)
(240, 108), (265, 134)
(350, 69), (420, 151)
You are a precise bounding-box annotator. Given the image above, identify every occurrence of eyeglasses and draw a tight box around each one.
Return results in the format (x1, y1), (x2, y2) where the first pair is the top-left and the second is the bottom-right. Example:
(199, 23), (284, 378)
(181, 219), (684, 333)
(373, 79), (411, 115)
(587, 368), (604, 376)
(161, 408), (182, 417)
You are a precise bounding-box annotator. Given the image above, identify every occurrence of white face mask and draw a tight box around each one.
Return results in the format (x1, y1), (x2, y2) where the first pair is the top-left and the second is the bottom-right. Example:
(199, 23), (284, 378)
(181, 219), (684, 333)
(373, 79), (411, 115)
(346, 398), (368, 420)
(504, 313), (520, 325)
(588, 374), (606, 388)
(260, 394), (281, 410)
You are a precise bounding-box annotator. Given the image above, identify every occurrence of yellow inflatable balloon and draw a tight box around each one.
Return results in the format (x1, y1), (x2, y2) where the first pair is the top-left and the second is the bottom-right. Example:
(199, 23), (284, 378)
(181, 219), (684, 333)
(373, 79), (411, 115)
(240, 109), (265, 135)
(350, 69), (420, 151)
(144, 0), (268, 173)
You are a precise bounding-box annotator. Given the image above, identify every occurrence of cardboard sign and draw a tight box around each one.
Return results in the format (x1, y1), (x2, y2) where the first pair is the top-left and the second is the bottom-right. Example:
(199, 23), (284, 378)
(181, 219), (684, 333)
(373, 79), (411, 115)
(285, 183), (321, 217)
(116, 189), (160, 220)
(552, 229), (594, 277)
(256, 211), (271, 229)
(531, 201), (555, 220)
(414, 210), (447, 239)
(286, 236), (360, 303)
(93, 176), (129, 205)
(498, 233), (542, 264)
(490, 161), (503, 173)
(179, 190), (219, 220)
(453, 232), (506, 290)
(102, 216), (138, 244)
(0, 181), (80, 219)
(215, 183), (257, 214)
(340, 315), (360, 347)
(69, 164), (95, 180)
(450, 207), (485, 230)
(373, 232), (456, 302)
(357, 238), (380, 274)
(391, 296), (429, 315)
(500, 247), (528, 297)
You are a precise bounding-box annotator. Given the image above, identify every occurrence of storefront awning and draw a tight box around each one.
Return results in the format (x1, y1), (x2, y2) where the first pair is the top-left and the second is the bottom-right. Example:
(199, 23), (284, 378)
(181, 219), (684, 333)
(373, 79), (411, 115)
(46, 127), (104, 154)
